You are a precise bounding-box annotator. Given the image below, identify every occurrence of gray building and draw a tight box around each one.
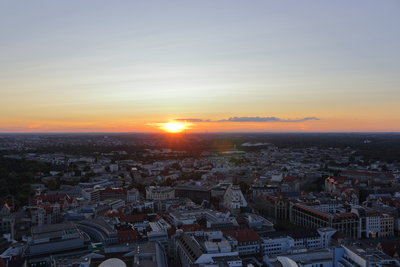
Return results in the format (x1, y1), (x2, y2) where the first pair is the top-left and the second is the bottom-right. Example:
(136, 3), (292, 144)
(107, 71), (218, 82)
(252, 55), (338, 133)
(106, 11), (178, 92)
(26, 223), (89, 257)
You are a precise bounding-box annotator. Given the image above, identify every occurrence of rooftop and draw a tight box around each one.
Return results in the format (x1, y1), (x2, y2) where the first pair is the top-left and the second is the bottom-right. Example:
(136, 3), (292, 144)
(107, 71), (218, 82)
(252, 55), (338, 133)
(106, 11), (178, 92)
(223, 229), (261, 243)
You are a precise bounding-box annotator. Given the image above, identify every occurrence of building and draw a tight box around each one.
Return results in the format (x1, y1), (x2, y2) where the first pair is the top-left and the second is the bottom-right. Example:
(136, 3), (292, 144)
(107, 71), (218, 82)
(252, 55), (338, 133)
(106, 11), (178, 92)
(241, 213), (274, 233)
(325, 176), (354, 195)
(222, 184), (247, 214)
(53, 256), (91, 267)
(25, 223), (89, 257)
(338, 244), (400, 267)
(146, 186), (175, 200)
(380, 213), (395, 237)
(77, 218), (118, 245)
(130, 241), (168, 267)
(99, 188), (127, 201)
(250, 184), (279, 200)
(224, 229), (261, 256)
(168, 209), (238, 230)
(261, 228), (336, 256)
(147, 218), (171, 247)
(341, 170), (395, 182)
(175, 185), (211, 204)
(0, 205), (13, 235)
(351, 205), (394, 238)
(82, 188), (100, 203)
(127, 188), (140, 203)
(25, 205), (62, 226)
(116, 225), (140, 244)
(174, 231), (240, 266)
(268, 248), (336, 267)
(291, 204), (359, 238)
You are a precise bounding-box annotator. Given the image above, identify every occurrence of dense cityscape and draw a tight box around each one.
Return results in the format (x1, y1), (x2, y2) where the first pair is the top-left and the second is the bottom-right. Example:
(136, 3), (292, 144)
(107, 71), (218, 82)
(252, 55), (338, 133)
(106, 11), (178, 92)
(0, 133), (399, 266)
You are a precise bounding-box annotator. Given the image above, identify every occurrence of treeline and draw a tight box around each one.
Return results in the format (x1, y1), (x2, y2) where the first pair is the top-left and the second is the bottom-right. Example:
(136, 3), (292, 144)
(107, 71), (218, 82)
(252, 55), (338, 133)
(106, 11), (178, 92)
(0, 156), (56, 207)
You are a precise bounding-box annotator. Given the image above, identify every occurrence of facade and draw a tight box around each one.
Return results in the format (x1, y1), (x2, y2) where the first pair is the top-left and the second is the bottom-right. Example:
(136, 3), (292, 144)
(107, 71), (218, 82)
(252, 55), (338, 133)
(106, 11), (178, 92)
(26, 223), (89, 257)
(291, 204), (359, 238)
(148, 219), (171, 247)
(262, 228), (336, 256)
(168, 209), (238, 230)
(25, 205), (62, 227)
(99, 188), (127, 201)
(242, 213), (274, 233)
(153, 198), (181, 212)
(338, 245), (400, 267)
(352, 206), (394, 238)
(127, 188), (140, 203)
(325, 177), (353, 194)
(224, 229), (261, 256)
(174, 185), (211, 204)
(251, 184), (280, 200)
(0, 205), (13, 235)
(258, 194), (291, 221)
(222, 184), (247, 214)
(341, 170), (395, 182)
(380, 214), (395, 237)
(77, 218), (118, 245)
(145, 186), (175, 200)
(82, 188), (100, 203)
(174, 231), (240, 266)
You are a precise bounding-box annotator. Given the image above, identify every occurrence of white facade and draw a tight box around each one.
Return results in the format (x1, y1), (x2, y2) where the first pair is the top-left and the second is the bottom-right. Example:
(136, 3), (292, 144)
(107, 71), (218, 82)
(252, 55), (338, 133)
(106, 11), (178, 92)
(145, 186), (175, 200)
(82, 188), (100, 202)
(262, 228), (336, 256)
(222, 184), (247, 213)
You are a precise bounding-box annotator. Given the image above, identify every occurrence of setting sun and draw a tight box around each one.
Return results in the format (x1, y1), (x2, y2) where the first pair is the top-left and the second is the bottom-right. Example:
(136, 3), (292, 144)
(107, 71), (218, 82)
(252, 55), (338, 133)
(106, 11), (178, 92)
(159, 122), (190, 133)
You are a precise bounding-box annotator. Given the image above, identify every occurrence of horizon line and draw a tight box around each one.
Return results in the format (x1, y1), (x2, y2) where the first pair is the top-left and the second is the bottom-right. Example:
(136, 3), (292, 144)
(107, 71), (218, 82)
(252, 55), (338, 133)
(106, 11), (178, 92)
(1, 131), (400, 135)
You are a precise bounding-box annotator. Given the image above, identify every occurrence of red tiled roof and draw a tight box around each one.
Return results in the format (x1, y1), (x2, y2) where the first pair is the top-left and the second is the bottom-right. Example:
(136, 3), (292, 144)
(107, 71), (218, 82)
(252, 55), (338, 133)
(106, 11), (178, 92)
(294, 204), (330, 218)
(179, 224), (204, 232)
(101, 188), (127, 193)
(282, 176), (299, 183)
(223, 229), (261, 243)
(108, 212), (148, 223)
(0, 199), (14, 209)
(380, 241), (400, 257)
(117, 229), (140, 243)
(167, 227), (176, 237)
(36, 204), (54, 214)
(327, 176), (352, 183)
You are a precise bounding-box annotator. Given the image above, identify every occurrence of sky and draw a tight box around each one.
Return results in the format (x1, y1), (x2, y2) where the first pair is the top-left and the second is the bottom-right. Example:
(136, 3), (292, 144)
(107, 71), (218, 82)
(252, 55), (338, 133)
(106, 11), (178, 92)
(0, 0), (399, 133)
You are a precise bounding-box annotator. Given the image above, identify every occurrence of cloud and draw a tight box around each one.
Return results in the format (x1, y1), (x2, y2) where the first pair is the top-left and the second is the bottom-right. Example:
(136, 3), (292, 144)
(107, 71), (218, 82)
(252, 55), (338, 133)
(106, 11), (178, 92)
(175, 118), (211, 122)
(175, 116), (319, 123)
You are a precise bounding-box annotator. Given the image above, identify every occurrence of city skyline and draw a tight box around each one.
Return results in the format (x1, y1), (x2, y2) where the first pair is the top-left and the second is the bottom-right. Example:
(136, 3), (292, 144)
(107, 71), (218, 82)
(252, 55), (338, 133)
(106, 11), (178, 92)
(1, 1), (399, 133)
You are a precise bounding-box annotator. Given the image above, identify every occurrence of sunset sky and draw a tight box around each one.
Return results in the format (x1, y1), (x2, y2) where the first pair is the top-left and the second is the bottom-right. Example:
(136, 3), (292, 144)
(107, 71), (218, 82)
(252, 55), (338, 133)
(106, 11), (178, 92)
(1, 1), (399, 133)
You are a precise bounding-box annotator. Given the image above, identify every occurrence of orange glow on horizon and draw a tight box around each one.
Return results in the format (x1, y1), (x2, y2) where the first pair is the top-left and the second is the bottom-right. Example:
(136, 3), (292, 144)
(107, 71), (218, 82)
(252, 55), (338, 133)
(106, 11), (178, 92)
(158, 121), (191, 133)
(1, 116), (400, 133)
